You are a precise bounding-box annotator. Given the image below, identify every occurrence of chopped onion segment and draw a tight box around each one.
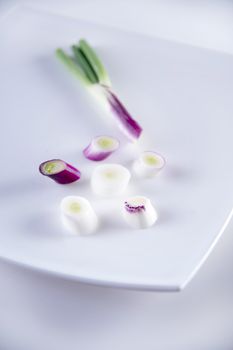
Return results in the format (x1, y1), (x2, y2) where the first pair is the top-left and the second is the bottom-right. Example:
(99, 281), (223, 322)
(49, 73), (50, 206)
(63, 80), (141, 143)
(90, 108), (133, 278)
(39, 159), (81, 184)
(123, 196), (158, 229)
(61, 196), (98, 235)
(104, 87), (143, 141)
(91, 163), (131, 196)
(133, 151), (165, 177)
(83, 135), (119, 161)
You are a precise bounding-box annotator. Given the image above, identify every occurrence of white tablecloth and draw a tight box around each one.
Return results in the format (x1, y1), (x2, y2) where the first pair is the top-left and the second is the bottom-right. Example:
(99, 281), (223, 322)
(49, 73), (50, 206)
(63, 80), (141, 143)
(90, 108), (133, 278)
(0, 1), (232, 349)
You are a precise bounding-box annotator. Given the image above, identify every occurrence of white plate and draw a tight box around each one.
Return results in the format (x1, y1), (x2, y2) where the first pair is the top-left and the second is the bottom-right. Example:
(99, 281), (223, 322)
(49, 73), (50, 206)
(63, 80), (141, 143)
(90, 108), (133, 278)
(0, 6), (232, 291)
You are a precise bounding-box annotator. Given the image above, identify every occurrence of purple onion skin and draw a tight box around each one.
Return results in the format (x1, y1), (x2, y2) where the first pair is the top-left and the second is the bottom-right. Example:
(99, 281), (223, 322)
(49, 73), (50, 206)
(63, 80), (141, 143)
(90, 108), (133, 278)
(104, 86), (143, 140)
(125, 201), (145, 213)
(83, 144), (112, 161)
(39, 159), (81, 184)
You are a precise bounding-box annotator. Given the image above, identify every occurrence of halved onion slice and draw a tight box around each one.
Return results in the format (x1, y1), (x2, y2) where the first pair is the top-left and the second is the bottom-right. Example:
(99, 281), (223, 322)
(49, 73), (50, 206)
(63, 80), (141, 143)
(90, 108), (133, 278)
(91, 163), (131, 196)
(83, 135), (119, 161)
(123, 196), (158, 229)
(61, 196), (98, 235)
(133, 151), (165, 178)
(39, 159), (81, 184)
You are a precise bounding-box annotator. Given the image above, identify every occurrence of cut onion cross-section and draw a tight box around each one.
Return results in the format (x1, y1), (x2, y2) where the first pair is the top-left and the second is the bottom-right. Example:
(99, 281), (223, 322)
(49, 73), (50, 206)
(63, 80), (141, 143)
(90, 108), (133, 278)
(83, 135), (119, 161)
(39, 159), (81, 184)
(123, 196), (158, 229)
(60, 196), (98, 235)
(91, 163), (131, 196)
(133, 151), (165, 178)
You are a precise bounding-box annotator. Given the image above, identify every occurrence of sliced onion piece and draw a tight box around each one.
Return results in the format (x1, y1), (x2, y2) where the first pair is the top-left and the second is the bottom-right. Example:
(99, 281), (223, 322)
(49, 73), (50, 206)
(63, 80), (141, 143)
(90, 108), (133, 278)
(61, 196), (98, 235)
(39, 159), (81, 184)
(91, 163), (131, 196)
(123, 196), (158, 229)
(133, 151), (165, 178)
(83, 135), (119, 161)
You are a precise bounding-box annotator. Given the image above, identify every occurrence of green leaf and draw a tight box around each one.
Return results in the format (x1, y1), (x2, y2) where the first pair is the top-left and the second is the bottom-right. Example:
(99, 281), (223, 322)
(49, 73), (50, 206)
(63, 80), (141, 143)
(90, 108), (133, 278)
(79, 39), (111, 86)
(72, 45), (99, 84)
(55, 48), (91, 86)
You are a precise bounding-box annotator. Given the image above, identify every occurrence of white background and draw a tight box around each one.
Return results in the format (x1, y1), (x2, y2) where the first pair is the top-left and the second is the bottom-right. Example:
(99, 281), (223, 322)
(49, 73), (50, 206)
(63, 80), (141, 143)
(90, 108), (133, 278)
(0, 1), (233, 349)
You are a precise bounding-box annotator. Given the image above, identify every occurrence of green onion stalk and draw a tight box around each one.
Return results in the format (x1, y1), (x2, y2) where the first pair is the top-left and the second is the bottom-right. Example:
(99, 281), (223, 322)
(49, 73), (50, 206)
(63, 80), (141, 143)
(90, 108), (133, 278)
(56, 39), (142, 141)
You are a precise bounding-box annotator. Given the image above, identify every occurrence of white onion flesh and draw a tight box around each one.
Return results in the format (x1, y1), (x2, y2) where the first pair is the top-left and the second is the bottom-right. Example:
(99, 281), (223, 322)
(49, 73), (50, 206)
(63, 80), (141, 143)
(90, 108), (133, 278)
(91, 163), (131, 196)
(61, 196), (98, 235)
(83, 135), (119, 161)
(133, 151), (165, 178)
(123, 196), (157, 229)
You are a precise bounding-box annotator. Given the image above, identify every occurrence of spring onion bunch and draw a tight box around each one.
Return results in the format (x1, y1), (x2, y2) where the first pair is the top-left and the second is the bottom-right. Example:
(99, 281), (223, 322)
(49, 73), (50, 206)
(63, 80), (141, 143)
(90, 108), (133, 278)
(56, 39), (143, 141)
